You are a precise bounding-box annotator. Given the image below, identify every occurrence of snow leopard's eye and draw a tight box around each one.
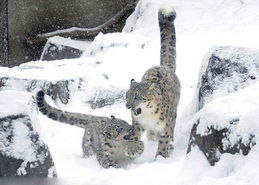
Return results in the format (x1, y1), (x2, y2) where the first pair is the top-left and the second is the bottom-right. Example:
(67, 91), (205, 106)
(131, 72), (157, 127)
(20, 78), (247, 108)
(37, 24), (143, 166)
(123, 135), (131, 140)
(142, 96), (148, 101)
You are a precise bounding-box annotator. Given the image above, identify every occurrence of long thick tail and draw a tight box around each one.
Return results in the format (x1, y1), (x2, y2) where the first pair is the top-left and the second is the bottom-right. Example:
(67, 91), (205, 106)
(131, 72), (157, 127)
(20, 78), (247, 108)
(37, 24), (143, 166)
(158, 5), (176, 72)
(36, 91), (103, 128)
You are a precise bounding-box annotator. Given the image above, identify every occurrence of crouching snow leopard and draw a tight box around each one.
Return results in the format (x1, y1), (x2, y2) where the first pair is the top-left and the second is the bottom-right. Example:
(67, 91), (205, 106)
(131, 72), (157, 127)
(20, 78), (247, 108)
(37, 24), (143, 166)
(126, 6), (180, 158)
(36, 90), (144, 168)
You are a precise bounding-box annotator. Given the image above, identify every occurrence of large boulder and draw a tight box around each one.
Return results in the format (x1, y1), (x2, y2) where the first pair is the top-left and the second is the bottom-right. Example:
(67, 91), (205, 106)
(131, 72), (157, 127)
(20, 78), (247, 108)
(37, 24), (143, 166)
(188, 46), (259, 165)
(196, 46), (259, 111)
(0, 90), (57, 177)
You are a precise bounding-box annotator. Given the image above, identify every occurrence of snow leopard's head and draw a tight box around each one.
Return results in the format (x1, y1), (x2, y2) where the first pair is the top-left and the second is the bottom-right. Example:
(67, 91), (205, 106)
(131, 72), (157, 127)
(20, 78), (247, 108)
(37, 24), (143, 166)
(99, 116), (144, 168)
(126, 79), (161, 116)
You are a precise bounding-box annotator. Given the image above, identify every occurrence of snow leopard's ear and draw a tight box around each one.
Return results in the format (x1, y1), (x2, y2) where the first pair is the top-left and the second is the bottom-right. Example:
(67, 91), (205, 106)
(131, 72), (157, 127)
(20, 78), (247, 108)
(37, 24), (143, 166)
(110, 115), (116, 120)
(130, 79), (137, 87)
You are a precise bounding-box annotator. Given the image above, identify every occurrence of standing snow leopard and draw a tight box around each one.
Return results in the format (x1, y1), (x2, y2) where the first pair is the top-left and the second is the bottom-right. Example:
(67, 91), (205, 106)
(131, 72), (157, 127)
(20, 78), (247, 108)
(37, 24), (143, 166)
(36, 91), (144, 168)
(126, 6), (180, 158)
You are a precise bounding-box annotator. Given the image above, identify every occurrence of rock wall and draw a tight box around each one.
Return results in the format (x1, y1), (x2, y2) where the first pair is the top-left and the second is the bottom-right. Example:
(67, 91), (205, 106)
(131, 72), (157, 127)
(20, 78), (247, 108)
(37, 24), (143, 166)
(0, 0), (8, 66)
(3, 0), (137, 67)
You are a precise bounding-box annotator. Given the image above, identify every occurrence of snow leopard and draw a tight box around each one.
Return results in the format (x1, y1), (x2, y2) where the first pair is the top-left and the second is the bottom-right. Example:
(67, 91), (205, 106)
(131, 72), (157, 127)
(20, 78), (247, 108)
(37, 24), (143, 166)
(36, 90), (144, 168)
(125, 6), (180, 158)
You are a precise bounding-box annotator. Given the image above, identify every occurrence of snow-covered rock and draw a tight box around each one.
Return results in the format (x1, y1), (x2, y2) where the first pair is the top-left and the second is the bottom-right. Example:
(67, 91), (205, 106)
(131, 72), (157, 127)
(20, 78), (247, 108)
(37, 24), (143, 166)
(0, 90), (56, 177)
(0, 56), (128, 108)
(86, 88), (126, 109)
(40, 37), (85, 61)
(187, 119), (255, 166)
(188, 46), (259, 165)
(187, 81), (259, 165)
(0, 76), (80, 105)
(0, 31), (150, 108)
(196, 46), (259, 111)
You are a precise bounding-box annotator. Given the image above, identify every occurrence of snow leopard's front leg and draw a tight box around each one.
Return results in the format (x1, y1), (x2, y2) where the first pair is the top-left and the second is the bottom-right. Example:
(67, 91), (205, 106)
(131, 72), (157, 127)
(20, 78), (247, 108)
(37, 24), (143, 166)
(132, 119), (145, 141)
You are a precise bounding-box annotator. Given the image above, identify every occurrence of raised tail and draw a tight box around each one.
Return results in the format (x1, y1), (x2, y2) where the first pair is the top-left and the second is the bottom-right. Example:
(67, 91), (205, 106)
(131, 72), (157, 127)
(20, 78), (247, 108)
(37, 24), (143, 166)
(36, 90), (102, 128)
(158, 5), (176, 72)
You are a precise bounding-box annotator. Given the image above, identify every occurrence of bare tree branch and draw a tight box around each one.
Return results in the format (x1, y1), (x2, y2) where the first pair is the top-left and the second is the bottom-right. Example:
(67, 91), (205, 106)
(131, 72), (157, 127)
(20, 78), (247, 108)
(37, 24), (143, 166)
(26, 0), (138, 44)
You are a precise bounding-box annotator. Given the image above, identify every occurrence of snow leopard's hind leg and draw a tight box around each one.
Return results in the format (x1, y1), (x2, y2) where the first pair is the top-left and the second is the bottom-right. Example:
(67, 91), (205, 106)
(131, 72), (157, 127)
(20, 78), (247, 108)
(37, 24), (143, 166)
(156, 124), (171, 158)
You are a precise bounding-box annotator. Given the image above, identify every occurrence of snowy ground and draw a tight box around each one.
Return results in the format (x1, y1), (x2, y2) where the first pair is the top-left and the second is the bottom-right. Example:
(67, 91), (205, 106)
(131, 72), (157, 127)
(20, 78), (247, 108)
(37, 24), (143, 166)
(6, 0), (259, 184)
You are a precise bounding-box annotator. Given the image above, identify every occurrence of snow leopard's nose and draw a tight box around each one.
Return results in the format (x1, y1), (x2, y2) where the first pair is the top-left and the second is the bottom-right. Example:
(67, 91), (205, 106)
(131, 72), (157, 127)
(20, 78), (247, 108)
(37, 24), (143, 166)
(133, 108), (142, 116)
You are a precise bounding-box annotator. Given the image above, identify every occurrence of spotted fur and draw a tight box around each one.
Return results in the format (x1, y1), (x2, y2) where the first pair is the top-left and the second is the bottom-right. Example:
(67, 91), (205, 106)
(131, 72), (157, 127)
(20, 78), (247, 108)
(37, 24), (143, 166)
(36, 90), (144, 168)
(126, 6), (180, 158)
